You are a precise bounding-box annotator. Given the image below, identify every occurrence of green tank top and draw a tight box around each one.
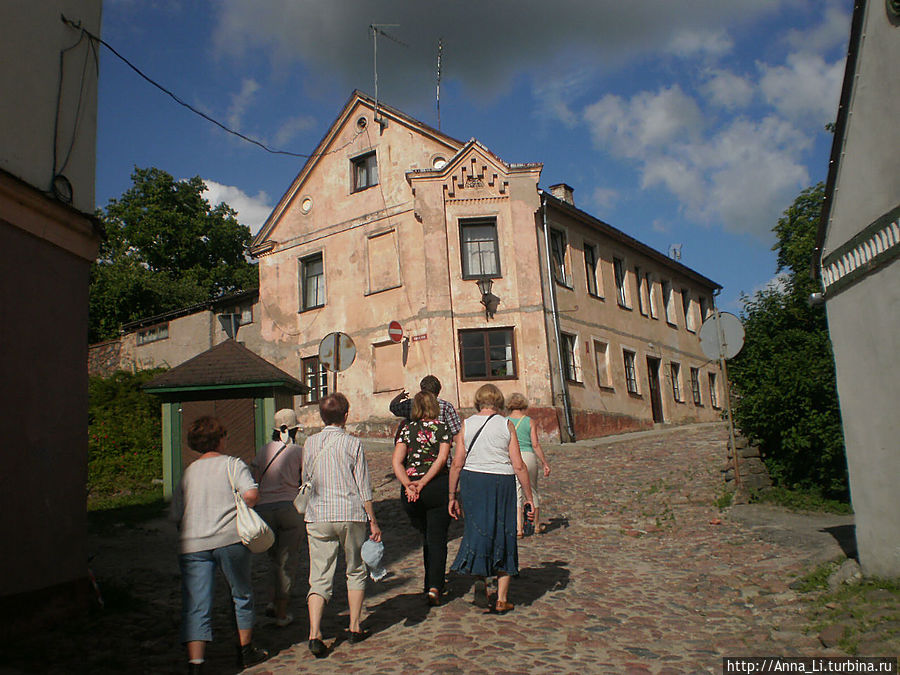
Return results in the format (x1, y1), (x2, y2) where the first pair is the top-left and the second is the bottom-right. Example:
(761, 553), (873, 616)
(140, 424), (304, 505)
(508, 416), (533, 453)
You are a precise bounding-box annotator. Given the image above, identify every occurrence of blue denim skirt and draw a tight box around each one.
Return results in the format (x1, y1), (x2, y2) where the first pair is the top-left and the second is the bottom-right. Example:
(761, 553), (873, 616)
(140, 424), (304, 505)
(450, 470), (518, 577)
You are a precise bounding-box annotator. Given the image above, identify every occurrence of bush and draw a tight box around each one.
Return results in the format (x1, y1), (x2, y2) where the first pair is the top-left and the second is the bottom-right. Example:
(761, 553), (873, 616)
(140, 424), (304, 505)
(88, 369), (166, 498)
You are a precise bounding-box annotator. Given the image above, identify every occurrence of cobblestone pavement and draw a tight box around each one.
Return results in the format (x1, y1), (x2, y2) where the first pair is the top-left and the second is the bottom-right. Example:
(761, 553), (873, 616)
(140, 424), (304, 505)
(4, 423), (874, 674)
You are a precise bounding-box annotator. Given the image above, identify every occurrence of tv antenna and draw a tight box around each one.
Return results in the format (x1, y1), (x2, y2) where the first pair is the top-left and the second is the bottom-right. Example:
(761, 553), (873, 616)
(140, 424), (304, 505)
(668, 244), (682, 261)
(436, 38), (443, 130)
(370, 24), (407, 127)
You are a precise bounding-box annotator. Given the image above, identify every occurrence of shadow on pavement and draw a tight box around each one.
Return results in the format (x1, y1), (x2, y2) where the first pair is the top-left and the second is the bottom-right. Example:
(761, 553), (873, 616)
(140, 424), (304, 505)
(823, 523), (858, 559)
(513, 560), (571, 607)
(363, 591), (432, 636)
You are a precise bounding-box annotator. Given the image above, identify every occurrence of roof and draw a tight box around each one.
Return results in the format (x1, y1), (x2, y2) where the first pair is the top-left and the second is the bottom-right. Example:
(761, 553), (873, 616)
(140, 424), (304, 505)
(815, 0), (866, 276)
(120, 288), (259, 332)
(251, 90), (465, 251)
(143, 339), (308, 394)
(540, 190), (722, 291)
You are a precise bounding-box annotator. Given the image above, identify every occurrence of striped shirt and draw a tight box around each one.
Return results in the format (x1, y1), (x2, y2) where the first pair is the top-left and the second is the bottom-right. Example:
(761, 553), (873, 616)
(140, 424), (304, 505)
(390, 397), (462, 435)
(302, 426), (372, 523)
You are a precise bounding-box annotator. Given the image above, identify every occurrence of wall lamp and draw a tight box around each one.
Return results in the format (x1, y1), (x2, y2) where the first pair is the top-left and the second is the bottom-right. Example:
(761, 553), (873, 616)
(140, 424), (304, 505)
(476, 276), (501, 319)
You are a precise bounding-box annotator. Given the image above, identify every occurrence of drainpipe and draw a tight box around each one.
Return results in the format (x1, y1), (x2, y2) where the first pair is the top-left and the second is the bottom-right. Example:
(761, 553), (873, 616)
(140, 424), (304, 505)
(540, 192), (576, 441)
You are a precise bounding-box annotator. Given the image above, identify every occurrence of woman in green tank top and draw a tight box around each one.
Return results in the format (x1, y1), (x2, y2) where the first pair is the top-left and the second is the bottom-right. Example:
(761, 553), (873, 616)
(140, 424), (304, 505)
(506, 393), (551, 536)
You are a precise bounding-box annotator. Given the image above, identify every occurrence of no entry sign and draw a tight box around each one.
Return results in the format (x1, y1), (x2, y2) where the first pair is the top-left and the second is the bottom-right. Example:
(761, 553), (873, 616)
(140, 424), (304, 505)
(388, 321), (403, 343)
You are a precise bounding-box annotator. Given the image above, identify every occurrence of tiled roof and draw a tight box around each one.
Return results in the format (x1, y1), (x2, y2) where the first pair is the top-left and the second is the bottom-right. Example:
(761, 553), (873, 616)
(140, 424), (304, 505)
(144, 339), (308, 393)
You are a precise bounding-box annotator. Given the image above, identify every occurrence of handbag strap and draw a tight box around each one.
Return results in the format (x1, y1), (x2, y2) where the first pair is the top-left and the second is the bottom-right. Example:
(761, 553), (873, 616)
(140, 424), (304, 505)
(465, 414), (498, 459)
(258, 443), (287, 484)
(303, 435), (333, 483)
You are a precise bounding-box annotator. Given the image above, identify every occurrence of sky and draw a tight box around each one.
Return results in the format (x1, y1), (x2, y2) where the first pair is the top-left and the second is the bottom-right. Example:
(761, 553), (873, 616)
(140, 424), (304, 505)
(95, 0), (851, 312)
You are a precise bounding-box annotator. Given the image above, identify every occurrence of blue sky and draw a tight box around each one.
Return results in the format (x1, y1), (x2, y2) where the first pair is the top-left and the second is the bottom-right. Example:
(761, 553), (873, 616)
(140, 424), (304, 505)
(96, 0), (851, 312)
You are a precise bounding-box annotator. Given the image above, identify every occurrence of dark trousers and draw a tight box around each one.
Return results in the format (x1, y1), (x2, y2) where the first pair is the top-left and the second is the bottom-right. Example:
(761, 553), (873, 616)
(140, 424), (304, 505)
(401, 472), (451, 593)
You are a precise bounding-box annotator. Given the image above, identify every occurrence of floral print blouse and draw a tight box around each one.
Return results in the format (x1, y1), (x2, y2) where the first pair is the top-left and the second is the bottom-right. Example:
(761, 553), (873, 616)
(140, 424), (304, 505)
(399, 419), (451, 479)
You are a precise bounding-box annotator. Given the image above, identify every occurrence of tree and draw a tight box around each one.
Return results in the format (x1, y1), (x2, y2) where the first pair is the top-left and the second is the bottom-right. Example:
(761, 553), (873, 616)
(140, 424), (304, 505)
(90, 168), (258, 342)
(728, 183), (848, 499)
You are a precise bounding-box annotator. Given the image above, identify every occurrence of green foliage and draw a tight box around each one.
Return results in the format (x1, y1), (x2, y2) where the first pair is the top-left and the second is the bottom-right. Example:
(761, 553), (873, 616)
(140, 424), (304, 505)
(88, 369), (165, 499)
(728, 183), (848, 500)
(90, 167), (258, 342)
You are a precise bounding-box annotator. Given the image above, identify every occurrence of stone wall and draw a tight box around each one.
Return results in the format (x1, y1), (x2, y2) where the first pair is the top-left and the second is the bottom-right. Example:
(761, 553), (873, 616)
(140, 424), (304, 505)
(723, 433), (772, 492)
(87, 339), (122, 376)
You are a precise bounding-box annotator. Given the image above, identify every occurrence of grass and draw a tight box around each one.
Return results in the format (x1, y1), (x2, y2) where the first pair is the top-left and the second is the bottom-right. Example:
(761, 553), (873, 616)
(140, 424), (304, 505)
(749, 486), (853, 514)
(87, 487), (167, 530)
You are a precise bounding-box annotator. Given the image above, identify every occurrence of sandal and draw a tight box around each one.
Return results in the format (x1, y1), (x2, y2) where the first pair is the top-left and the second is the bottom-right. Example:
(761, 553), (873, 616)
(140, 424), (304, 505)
(493, 600), (514, 614)
(537, 523), (547, 534)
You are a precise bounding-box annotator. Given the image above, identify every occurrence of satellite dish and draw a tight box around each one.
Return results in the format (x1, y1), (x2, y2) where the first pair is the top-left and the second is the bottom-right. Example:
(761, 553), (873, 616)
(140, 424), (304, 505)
(699, 311), (745, 361)
(318, 332), (357, 372)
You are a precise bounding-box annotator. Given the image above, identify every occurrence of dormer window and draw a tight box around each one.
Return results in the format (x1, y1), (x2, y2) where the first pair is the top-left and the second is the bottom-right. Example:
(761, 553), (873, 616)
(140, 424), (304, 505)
(352, 151), (378, 192)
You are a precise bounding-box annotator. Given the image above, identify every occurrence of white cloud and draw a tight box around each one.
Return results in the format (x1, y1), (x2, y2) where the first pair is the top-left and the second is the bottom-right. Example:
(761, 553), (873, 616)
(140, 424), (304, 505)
(273, 115), (317, 146)
(784, 4), (851, 55)
(590, 187), (619, 211)
(227, 78), (261, 130)
(701, 69), (755, 109)
(758, 52), (845, 125)
(665, 29), (733, 58)
(201, 180), (273, 232)
(584, 86), (704, 158)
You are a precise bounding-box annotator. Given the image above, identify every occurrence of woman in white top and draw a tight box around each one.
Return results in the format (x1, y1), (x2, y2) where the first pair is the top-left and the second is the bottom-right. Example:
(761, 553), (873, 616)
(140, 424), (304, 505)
(448, 384), (534, 614)
(253, 408), (305, 627)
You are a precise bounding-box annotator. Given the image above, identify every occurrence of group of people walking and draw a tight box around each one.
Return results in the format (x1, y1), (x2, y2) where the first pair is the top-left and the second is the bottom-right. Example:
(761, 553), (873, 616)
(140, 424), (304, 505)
(171, 376), (549, 673)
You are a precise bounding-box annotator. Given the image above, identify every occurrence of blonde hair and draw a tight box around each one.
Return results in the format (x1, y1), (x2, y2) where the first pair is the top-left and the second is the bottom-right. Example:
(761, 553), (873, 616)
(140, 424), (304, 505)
(506, 392), (528, 411)
(411, 391), (440, 421)
(473, 383), (505, 411)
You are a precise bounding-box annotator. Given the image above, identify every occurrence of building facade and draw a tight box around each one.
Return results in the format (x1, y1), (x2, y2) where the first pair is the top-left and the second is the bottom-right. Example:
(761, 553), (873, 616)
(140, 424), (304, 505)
(245, 92), (722, 439)
(816, 0), (900, 577)
(0, 0), (103, 632)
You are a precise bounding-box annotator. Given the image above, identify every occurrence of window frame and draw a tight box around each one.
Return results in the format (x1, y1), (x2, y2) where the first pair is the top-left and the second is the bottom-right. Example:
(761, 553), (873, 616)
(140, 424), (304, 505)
(136, 322), (169, 346)
(459, 217), (501, 280)
(593, 339), (611, 389)
(708, 372), (720, 408)
(613, 257), (630, 308)
(299, 252), (325, 312)
(690, 367), (702, 405)
(670, 362), (683, 402)
(584, 242), (601, 298)
(458, 327), (517, 382)
(351, 150), (378, 192)
(682, 288), (696, 332)
(561, 332), (581, 383)
(635, 265), (648, 316)
(662, 279), (677, 325)
(301, 355), (329, 406)
(549, 227), (570, 287)
(646, 272), (658, 319)
(623, 349), (639, 395)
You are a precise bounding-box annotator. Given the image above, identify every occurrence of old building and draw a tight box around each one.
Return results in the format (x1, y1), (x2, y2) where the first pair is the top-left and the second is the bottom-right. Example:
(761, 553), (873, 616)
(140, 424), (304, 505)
(0, 1), (103, 632)
(816, 0), (900, 577)
(246, 91), (723, 439)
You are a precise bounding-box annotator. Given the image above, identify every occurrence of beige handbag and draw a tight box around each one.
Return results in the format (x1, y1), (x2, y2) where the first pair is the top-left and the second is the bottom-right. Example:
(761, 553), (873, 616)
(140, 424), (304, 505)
(228, 457), (274, 553)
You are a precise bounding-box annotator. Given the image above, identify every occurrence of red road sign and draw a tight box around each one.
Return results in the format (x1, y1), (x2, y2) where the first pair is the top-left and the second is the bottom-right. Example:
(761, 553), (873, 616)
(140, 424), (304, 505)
(388, 320), (403, 343)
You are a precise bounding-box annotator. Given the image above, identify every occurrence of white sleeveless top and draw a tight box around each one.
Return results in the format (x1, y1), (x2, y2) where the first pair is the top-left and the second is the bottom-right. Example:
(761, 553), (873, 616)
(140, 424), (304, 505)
(462, 414), (513, 475)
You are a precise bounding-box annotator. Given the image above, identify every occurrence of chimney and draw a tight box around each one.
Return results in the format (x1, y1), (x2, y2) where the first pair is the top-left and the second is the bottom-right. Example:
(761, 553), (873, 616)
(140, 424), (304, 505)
(549, 183), (575, 206)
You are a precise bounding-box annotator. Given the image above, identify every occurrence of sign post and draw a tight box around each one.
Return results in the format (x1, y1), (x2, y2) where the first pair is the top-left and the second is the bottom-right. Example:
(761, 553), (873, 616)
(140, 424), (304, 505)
(318, 332), (357, 393)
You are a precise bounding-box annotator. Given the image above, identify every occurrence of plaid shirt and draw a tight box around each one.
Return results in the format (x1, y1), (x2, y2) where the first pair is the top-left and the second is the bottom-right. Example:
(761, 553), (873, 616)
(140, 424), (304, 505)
(390, 397), (462, 436)
(302, 426), (372, 523)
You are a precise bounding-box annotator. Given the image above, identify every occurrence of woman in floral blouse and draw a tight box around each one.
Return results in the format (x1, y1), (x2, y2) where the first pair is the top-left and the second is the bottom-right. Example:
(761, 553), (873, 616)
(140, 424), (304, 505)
(392, 391), (452, 605)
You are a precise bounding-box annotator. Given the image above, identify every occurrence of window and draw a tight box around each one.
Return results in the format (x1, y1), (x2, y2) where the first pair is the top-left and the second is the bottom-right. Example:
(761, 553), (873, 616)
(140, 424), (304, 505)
(549, 228), (569, 286)
(222, 304), (253, 325)
(299, 253), (325, 311)
(373, 342), (404, 393)
(459, 328), (516, 380)
(690, 367), (702, 405)
(670, 362), (683, 401)
(584, 243), (600, 297)
(662, 280), (676, 325)
(623, 349), (638, 394)
(137, 323), (168, 345)
(635, 266), (648, 316)
(301, 356), (328, 405)
(699, 295), (711, 323)
(682, 288), (695, 332)
(351, 151), (378, 191)
(594, 340), (610, 388)
(366, 229), (400, 294)
(613, 257), (629, 308)
(708, 372), (719, 408)
(646, 273), (658, 319)
(460, 218), (500, 278)
(561, 333), (580, 383)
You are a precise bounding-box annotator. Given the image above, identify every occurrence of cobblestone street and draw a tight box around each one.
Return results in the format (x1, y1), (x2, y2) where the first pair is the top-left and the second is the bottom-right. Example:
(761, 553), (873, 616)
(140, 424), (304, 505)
(5, 422), (872, 674)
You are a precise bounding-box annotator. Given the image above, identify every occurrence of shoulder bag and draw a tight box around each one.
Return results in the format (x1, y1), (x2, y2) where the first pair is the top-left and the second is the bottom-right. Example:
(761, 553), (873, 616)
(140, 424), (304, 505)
(227, 457), (274, 553)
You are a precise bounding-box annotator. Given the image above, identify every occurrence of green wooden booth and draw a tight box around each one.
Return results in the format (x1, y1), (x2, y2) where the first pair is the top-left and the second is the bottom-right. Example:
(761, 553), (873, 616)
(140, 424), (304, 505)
(144, 339), (308, 499)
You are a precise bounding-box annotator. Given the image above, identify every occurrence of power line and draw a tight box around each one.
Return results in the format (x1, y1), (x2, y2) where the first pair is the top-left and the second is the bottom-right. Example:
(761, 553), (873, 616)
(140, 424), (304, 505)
(61, 14), (358, 160)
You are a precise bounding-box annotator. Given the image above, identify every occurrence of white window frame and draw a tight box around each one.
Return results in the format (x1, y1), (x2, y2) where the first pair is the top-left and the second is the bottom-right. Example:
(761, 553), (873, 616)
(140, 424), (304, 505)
(623, 348), (639, 395)
(670, 362), (683, 402)
(561, 332), (581, 383)
(299, 252), (325, 311)
(613, 257), (629, 308)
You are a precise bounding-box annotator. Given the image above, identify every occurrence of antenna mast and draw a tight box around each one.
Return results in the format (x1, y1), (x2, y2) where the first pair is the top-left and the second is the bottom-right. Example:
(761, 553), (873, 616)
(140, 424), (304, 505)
(369, 24), (406, 125)
(436, 38), (443, 130)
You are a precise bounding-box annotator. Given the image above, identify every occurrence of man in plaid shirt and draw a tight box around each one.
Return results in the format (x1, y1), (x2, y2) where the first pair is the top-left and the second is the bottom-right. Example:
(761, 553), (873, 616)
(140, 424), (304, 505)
(389, 375), (462, 444)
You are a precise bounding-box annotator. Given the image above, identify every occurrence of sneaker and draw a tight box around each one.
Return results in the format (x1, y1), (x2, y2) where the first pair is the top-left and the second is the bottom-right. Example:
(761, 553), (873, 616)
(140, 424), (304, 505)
(274, 613), (294, 627)
(238, 644), (269, 669)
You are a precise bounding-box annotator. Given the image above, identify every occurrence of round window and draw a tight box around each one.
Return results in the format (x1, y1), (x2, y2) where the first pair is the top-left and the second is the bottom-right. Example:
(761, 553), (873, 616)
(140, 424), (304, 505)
(432, 156), (447, 170)
(300, 197), (313, 214)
